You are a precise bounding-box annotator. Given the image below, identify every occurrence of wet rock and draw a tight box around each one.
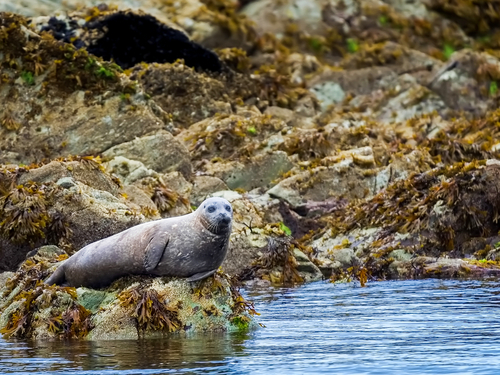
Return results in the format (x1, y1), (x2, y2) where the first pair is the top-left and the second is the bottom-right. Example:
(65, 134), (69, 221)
(102, 130), (192, 178)
(294, 249), (323, 282)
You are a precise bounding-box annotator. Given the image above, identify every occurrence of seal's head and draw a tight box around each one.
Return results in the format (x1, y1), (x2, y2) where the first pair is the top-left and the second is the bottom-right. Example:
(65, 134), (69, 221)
(197, 197), (233, 234)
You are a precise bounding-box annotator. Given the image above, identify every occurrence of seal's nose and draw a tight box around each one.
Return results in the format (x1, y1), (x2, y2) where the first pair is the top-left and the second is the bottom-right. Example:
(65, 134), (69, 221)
(219, 213), (231, 225)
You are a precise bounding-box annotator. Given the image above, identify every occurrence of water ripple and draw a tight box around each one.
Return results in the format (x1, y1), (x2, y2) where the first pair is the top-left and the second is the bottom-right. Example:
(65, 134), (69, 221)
(2, 279), (500, 374)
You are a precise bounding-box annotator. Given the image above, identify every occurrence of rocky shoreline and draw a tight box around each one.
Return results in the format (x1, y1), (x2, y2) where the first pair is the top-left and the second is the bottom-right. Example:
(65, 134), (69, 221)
(2, 0), (500, 339)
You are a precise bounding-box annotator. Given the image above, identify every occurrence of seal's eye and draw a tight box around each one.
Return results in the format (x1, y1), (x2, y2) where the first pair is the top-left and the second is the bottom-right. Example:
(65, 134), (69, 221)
(224, 205), (231, 212)
(207, 206), (216, 213)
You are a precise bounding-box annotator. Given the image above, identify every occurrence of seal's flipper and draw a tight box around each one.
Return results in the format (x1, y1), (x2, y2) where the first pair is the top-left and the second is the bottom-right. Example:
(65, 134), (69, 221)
(186, 269), (217, 282)
(144, 232), (170, 272)
(45, 265), (66, 286)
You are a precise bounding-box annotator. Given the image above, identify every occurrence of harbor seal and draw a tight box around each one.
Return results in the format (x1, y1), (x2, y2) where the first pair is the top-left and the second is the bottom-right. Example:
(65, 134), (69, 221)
(45, 197), (233, 289)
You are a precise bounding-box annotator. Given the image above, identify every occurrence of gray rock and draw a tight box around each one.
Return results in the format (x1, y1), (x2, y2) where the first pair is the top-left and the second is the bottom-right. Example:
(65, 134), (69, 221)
(105, 156), (158, 185)
(190, 176), (229, 206)
(56, 177), (76, 189)
(206, 151), (294, 191)
(18, 160), (120, 196)
(293, 249), (323, 282)
(102, 130), (192, 178)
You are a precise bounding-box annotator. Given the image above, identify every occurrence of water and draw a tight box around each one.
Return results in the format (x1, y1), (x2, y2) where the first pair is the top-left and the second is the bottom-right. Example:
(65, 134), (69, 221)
(2, 279), (500, 374)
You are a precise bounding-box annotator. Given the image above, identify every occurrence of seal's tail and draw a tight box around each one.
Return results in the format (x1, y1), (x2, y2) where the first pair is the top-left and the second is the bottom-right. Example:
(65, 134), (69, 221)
(45, 265), (66, 286)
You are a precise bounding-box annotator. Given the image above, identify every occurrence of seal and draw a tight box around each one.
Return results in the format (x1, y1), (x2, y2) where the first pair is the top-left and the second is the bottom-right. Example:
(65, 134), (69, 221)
(45, 197), (233, 288)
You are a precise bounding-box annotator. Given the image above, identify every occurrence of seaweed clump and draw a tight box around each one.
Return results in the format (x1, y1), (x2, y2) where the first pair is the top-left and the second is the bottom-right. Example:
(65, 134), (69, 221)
(0, 256), (93, 339)
(320, 161), (500, 279)
(0, 181), (71, 247)
(0, 12), (125, 97)
(119, 284), (181, 334)
(242, 235), (304, 285)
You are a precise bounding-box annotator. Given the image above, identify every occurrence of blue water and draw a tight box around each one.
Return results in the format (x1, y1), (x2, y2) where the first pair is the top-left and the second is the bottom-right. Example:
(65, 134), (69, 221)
(2, 279), (500, 374)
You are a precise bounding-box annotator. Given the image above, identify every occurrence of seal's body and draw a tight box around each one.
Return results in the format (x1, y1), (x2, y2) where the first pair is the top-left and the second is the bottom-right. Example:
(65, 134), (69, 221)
(45, 197), (233, 288)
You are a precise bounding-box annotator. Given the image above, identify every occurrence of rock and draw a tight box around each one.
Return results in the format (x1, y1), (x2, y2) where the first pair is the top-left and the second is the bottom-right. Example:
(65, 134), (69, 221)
(205, 151), (294, 191)
(0, 255), (256, 340)
(241, 0), (331, 37)
(18, 160), (120, 196)
(310, 81), (346, 111)
(190, 176), (229, 206)
(105, 156), (159, 185)
(102, 130), (192, 178)
(132, 62), (233, 128)
(0, 272), (14, 289)
(265, 106), (310, 127)
(306, 163), (500, 281)
(267, 148), (432, 207)
(120, 185), (160, 218)
(26, 245), (67, 260)
(308, 43), (444, 114)
(293, 249), (323, 282)
(0, 159), (148, 271)
(0, 13), (167, 165)
(427, 50), (498, 116)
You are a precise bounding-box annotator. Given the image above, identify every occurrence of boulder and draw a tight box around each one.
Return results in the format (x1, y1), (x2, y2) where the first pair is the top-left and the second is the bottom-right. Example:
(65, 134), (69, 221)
(102, 130), (192, 178)
(0, 249), (257, 340)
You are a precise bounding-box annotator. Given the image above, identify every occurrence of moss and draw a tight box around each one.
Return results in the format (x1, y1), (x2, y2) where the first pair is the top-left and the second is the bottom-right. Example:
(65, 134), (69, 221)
(20, 71), (34, 85)
(490, 81), (498, 96)
(442, 43), (455, 60)
(230, 315), (251, 331)
(346, 38), (359, 53)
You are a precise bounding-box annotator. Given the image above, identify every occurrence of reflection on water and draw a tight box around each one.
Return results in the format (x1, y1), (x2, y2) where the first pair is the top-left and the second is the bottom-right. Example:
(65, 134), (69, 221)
(1, 332), (250, 374)
(2, 279), (500, 374)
